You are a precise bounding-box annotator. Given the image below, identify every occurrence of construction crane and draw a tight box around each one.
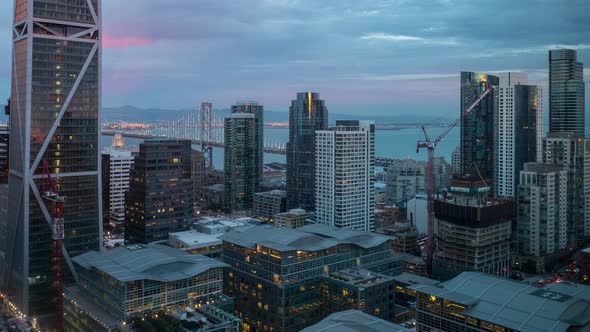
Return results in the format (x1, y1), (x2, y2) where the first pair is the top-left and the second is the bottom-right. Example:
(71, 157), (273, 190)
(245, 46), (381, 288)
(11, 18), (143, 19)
(41, 160), (67, 331)
(417, 84), (495, 276)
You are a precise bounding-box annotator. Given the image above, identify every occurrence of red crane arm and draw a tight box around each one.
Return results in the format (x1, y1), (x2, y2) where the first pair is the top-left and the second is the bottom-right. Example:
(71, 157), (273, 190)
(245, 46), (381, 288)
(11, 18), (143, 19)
(432, 85), (495, 146)
(41, 159), (57, 192)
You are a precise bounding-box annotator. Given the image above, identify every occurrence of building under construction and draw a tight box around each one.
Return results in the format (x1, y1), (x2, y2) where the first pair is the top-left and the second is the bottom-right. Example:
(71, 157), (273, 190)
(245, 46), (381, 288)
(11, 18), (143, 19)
(433, 174), (514, 280)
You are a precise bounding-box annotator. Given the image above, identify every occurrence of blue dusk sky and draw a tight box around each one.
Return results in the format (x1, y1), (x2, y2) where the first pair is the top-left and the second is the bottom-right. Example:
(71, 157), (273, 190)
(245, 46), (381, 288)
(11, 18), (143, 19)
(0, 0), (589, 118)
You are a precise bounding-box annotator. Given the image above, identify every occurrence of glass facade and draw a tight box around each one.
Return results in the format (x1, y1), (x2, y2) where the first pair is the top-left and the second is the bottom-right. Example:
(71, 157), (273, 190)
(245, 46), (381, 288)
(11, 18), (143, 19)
(286, 92), (328, 212)
(548, 49), (585, 136)
(231, 102), (263, 190)
(2, 0), (101, 327)
(460, 72), (499, 178)
(124, 140), (193, 244)
(224, 113), (257, 214)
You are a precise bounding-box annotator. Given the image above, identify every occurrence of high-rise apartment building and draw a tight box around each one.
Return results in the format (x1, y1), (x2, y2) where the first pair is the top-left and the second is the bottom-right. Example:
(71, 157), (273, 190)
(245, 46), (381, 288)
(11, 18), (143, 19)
(253, 190), (287, 223)
(224, 113), (257, 214)
(286, 92), (328, 211)
(549, 49), (585, 135)
(191, 149), (205, 204)
(451, 145), (461, 176)
(460, 72), (499, 178)
(543, 133), (590, 248)
(517, 163), (568, 272)
(125, 140), (193, 244)
(496, 72), (543, 197)
(1, 0), (102, 325)
(231, 102), (263, 189)
(101, 149), (134, 226)
(315, 121), (375, 231)
(434, 175), (513, 280)
(385, 158), (451, 206)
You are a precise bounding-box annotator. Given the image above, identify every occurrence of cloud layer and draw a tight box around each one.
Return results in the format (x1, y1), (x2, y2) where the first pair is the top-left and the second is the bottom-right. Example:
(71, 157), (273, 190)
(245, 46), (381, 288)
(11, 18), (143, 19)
(0, 0), (588, 117)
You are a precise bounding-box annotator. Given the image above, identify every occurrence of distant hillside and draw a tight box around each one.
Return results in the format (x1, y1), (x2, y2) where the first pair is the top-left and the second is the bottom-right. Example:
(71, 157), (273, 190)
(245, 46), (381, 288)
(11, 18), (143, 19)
(102, 106), (453, 124)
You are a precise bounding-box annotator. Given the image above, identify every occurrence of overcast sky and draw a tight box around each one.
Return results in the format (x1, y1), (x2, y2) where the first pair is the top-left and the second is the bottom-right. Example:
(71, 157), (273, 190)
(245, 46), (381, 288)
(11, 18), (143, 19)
(0, 0), (589, 118)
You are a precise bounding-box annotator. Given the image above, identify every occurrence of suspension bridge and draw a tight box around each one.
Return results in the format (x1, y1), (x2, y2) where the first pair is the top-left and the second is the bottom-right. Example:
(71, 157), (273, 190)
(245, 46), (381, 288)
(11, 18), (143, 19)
(101, 103), (288, 166)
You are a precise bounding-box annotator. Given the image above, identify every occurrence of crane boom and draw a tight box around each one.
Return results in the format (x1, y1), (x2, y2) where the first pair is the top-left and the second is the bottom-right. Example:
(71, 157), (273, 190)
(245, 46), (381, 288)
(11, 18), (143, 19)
(416, 84), (495, 276)
(432, 85), (495, 146)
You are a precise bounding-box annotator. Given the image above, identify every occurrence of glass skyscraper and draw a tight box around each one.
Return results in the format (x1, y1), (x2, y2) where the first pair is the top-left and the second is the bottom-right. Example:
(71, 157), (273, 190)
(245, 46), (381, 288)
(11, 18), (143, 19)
(224, 113), (257, 214)
(231, 102), (263, 189)
(286, 92), (328, 211)
(549, 49), (585, 135)
(124, 140), (193, 244)
(460, 72), (499, 178)
(1, 0), (102, 326)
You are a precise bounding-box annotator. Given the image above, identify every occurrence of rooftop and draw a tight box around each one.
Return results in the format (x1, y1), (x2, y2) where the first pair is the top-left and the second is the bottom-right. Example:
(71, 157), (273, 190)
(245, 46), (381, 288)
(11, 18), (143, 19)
(168, 229), (223, 249)
(327, 268), (393, 287)
(300, 310), (412, 332)
(411, 272), (590, 332)
(391, 272), (439, 286)
(221, 224), (392, 252)
(73, 244), (227, 283)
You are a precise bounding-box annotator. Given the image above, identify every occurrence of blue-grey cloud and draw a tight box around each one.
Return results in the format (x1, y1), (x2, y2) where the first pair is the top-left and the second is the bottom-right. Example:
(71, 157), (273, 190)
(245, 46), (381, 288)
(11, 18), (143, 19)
(0, 0), (588, 119)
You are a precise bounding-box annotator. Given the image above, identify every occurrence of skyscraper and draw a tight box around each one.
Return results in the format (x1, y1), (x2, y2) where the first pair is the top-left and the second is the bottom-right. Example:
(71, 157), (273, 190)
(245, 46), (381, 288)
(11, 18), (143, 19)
(125, 140), (193, 244)
(549, 49), (585, 135)
(495, 72), (543, 197)
(1, 0), (102, 325)
(460, 72), (499, 178)
(231, 102), (263, 189)
(543, 133), (590, 248)
(315, 120), (375, 231)
(224, 113), (257, 214)
(101, 148), (134, 226)
(286, 92), (328, 211)
(517, 163), (568, 272)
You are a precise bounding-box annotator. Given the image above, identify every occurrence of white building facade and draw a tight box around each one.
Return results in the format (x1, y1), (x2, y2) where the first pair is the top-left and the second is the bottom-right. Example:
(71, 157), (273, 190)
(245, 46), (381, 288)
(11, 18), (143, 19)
(315, 120), (375, 231)
(495, 72), (543, 197)
(103, 148), (134, 224)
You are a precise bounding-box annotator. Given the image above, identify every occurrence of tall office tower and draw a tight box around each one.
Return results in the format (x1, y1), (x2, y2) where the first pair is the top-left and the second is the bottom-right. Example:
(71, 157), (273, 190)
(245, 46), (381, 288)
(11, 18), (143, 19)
(191, 149), (205, 204)
(286, 92), (328, 211)
(433, 175), (514, 280)
(315, 121), (375, 231)
(543, 134), (590, 248)
(1, 0), (102, 325)
(125, 140), (193, 244)
(224, 113), (257, 214)
(0, 124), (8, 184)
(101, 148), (134, 226)
(495, 72), (543, 197)
(460, 72), (499, 178)
(231, 102), (263, 189)
(385, 157), (451, 206)
(549, 49), (585, 135)
(517, 163), (568, 272)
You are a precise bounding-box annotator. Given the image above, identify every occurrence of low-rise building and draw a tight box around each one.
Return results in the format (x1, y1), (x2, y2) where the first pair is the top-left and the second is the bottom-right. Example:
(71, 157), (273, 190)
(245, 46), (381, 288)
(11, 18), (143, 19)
(412, 272), (590, 332)
(221, 224), (405, 331)
(274, 209), (311, 228)
(167, 229), (223, 258)
(64, 244), (227, 331)
(301, 310), (412, 332)
(253, 190), (287, 223)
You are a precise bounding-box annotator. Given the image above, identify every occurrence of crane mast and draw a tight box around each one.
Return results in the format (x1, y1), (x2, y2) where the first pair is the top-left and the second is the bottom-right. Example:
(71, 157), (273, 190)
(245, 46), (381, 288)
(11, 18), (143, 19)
(41, 160), (67, 331)
(417, 85), (495, 276)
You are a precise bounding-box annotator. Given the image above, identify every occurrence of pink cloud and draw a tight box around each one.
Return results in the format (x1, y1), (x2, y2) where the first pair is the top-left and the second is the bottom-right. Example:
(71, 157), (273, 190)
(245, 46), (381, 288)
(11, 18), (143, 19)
(103, 34), (154, 48)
